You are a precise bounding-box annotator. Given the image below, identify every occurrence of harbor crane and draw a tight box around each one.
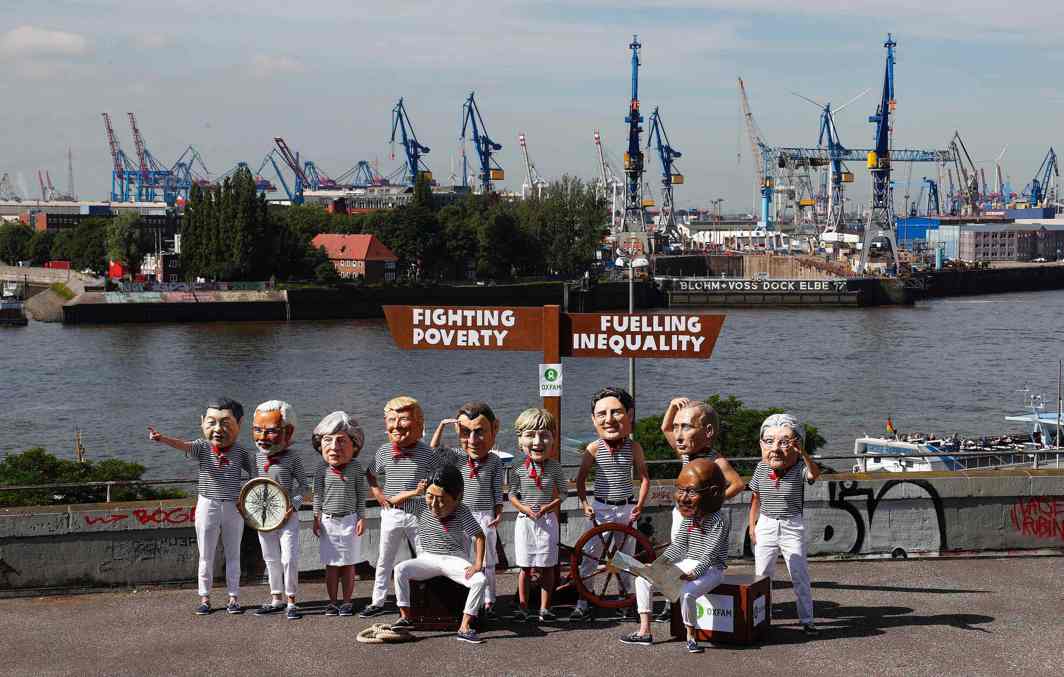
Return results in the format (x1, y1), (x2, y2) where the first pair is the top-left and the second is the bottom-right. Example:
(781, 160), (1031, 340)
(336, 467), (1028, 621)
(738, 77), (773, 229)
(126, 112), (175, 203)
(946, 131), (981, 215)
(460, 92), (503, 193)
(856, 33), (901, 274)
(1023, 148), (1058, 208)
(518, 133), (548, 199)
(102, 113), (136, 202)
(335, 160), (385, 188)
(271, 138), (309, 205)
(620, 35), (647, 237)
(170, 145), (213, 200)
(645, 106), (683, 244)
(390, 98), (432, 187)
(791, 88), (868, 235)
(0, 173), (20, 201)
(594, 130), (624, 229)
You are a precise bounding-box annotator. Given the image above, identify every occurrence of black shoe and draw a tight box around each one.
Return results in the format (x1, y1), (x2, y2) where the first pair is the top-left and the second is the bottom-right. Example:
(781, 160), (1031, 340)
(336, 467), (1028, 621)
(225, 601), (244, 615)
(481, 606), (499, 622)
(285, 606), (302, 620)
(568, 607), (593, 623)
(338, 603), (354, 617)
(391, 617), (416, 630)
(619, 632), (653, 646)
(324, 603), (339, 617)
(654, 604), (672, 623)
(358, 603), (387, 618)
(194, 602), (211, 616)
(254, 603), (285, 616)
(511, 607), (530, 622)
(802, 623), (820, 637)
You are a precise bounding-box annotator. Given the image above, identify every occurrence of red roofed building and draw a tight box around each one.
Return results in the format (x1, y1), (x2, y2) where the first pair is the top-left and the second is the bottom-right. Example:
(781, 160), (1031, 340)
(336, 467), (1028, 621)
(311, 233), (399, 282)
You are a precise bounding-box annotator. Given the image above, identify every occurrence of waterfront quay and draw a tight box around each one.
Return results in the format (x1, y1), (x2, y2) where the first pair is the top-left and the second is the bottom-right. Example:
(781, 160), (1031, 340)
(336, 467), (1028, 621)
(2, 557), (1060, 676)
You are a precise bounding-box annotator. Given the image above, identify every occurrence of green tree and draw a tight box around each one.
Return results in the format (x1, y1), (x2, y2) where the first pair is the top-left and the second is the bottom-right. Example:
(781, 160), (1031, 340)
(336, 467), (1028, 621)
(51, 218), (108, 273)
(0, 222), (33, 264)
(106, 212), (149, 280)
(0, 447), (184, 507)
(26, 229), (55, 265)
(632, 394), (827, 479)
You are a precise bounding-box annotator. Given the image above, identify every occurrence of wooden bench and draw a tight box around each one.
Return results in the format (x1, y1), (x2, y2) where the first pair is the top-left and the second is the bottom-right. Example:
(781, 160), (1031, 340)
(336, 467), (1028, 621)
(669, 573), (771, 644)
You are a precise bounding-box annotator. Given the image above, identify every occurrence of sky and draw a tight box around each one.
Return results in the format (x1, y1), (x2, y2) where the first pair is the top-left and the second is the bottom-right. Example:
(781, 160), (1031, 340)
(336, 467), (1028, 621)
(1, 1), (1062, 213)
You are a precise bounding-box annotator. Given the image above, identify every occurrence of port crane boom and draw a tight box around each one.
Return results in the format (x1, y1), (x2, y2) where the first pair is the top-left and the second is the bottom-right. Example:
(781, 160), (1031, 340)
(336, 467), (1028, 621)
(390, 98), (431, 187)
(102, 113), (135, 202)
(460, 92), (503, 193)
(518, 133), (547, 199)
(857, 34), (900, 274)
(620, 35), (646, 236)
(272, 138), (308, 205)
(594, 130), (623, 229)
(738, 77), (773, 228)
(1024, 148), (1058, 208)
(646, 106), (683, 243)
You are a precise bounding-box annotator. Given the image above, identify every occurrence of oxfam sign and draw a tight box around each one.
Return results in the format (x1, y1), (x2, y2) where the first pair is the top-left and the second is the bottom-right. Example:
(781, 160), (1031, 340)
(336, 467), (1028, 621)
(539, 363), (562, 397)
(693, 594), (734, 632)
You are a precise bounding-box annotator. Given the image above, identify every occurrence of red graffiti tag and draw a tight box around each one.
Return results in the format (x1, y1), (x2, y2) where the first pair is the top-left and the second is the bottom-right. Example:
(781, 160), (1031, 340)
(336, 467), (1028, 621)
(131, 506), (196, 526)
(1009, 497), (1064, 542)
(83, 513), (129, 526)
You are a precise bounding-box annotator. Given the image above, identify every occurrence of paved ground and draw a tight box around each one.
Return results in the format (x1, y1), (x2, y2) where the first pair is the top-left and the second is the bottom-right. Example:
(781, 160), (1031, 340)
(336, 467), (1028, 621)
(3, 556), (1061, 677)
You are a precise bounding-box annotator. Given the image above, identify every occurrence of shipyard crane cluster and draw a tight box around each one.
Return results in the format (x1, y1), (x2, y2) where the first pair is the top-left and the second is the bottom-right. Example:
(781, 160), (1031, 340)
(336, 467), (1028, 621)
(461, 92), (505, 193)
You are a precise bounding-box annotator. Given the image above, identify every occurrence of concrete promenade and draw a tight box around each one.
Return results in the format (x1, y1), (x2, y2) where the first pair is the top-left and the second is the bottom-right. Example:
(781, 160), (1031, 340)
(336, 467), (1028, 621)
(3, 556), (1060, 677)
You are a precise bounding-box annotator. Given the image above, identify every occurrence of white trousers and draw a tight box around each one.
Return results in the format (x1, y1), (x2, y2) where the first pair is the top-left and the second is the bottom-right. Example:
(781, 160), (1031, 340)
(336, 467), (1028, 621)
(394, 553), (487, 616)
(470, 509), (497, 605)
(754, 514), (814, 624)
(371, 507), (419, 606)
(576, 500), (635, 609)
(194, 495), (244, 597)
(258, 510), (300, 596)
(635, 558), (725, 626)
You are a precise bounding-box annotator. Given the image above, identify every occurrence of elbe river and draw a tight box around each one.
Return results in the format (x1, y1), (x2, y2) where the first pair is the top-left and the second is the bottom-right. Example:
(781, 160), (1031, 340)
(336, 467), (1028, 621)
(2, 289), (1061, 479)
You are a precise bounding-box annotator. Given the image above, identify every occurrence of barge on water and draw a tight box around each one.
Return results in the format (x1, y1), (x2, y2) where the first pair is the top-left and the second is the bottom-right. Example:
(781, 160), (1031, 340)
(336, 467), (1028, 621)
(0, 281), (27, 326)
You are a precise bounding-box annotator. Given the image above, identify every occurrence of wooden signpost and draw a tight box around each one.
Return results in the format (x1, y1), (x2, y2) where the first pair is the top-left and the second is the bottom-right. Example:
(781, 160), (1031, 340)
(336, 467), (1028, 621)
(382, 304), (726, 457)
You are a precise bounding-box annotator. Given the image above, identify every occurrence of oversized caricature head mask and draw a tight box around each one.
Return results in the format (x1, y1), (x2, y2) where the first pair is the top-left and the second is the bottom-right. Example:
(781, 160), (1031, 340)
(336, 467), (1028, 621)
(201, 398), (243, 449)
(759, 413), (804, 472)
(674, 458), (725, 519)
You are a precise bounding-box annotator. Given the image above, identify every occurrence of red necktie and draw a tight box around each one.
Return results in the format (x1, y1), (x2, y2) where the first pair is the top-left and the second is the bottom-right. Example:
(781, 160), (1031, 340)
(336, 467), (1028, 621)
(687, 518), (704, 534)
(211, 444), (231, 467)
(440, 513), (454, 532)
(605, 439), (623, 455)
(769, 469), (780, 488)
(330, 463), (349, 481)
(392, 443), (412, 460)
(467, 457), (480, 479)
(264, 453), (283, 472)
(524, 456), (543, 489)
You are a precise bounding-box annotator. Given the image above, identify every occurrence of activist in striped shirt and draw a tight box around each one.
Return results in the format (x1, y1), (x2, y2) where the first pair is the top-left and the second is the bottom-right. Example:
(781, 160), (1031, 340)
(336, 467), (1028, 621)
(251, 400), (306, 619)
(572, 387), (650, 619)
(748, 413), (822, 637)
(429, 401), (506, 617)
(393, 465), (488, 644)
(509, 407), (567, 621)
(311, 411), (368, 617)
(148, 397), (255, 615)
(625, 458), (730, 653)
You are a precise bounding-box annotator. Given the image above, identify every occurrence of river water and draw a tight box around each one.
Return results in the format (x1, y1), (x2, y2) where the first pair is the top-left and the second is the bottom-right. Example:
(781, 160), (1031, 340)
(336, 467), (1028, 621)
(2, 289), (1062, 479)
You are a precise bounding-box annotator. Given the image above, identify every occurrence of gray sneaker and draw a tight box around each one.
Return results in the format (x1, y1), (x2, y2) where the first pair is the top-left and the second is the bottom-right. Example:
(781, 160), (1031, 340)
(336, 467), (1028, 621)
(225, 601), (243, 615)
(456, 629), (485, 644)
(619, 632), (653, 646)
(568, 606), (593, 623)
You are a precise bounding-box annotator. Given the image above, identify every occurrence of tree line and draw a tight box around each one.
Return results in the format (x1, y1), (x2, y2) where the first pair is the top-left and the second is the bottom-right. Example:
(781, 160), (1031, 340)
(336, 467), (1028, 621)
(1, 170), (608, 285)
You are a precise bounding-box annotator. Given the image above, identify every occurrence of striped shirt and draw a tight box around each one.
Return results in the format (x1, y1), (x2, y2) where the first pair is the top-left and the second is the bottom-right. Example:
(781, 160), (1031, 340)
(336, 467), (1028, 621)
(410, 499), (483, 558)
(438, 448), (504, 512)
(681, 449), (719, 465)
(749, 460), (808, 519)
(373, 440), (445, 514)
(510, 456), (567, 507)
(187, 440), (255, 501)
(313, 459), (367, 517)
(662, 510), (730, 578)
(592, 438), (634, 502)
(256, 448), (308, 508)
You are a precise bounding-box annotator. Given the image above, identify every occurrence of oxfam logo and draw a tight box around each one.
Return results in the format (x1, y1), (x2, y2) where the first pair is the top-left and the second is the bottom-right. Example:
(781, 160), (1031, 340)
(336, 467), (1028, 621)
(543, 368), (559, 382)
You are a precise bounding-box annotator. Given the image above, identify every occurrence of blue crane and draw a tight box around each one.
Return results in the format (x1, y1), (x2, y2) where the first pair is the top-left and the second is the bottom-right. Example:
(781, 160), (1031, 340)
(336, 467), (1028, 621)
(858, 33), (900, 274)
(645, 106), (682, 241)
(460, 92), (503, 193)
(303, 161), (338, 190)
(335, 160), (384, 188)
(271, 137), (307, 205)
(170, 145), (212, 203)
(621, 35), (646, 233)
(390, 98), (432, 187)
(1024, 148), (1058, 207)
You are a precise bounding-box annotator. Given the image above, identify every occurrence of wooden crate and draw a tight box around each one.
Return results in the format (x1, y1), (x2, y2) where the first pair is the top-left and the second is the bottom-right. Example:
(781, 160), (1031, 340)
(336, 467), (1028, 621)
(670, 574), (771, 644)
(409, 577), (470, 630)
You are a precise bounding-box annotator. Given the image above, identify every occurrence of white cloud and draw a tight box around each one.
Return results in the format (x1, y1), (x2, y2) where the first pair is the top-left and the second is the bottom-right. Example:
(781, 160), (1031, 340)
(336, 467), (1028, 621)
(0, 25), (89, 58)
(249, 54), (305, 77)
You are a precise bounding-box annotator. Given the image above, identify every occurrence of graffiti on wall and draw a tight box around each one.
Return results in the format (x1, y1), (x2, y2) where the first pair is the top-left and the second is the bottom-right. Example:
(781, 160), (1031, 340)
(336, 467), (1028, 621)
(823, 480), (948, 556)
(83, 506), (196, 528)
(1009, 497), (1063, 542)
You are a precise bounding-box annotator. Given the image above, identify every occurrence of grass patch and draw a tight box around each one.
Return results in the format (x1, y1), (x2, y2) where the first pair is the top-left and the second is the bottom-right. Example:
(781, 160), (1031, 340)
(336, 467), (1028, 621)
(49, 282), (76, 300)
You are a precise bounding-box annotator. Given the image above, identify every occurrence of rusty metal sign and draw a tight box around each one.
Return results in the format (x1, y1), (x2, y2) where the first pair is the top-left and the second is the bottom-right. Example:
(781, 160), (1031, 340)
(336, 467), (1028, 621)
(382, 305), (544, 351)
(563, 312), (725, 359)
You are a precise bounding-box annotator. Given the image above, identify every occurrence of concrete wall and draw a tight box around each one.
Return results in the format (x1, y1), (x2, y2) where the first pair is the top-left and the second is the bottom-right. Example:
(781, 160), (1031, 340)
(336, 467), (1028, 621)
(1, 471), (1061, 592)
